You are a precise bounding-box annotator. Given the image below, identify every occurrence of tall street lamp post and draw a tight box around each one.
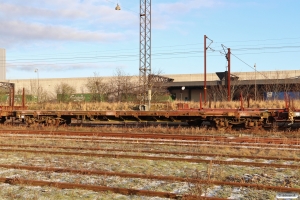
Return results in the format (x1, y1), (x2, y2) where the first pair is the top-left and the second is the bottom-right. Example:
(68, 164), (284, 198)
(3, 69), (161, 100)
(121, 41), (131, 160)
(34, 68), (39, 103)
(181, 86), (185, 102)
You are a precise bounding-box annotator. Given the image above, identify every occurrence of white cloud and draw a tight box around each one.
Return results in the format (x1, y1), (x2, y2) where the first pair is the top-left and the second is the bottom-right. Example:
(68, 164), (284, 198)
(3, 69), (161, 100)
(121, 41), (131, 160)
(7, 61), (113, 72)
(0, 20), (125, 47)
(0, 0), (225, 47)
(0, 0), (137, 47)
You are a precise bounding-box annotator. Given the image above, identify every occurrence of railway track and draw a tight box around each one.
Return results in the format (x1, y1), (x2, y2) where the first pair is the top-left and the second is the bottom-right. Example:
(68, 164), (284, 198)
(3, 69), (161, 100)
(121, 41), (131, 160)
(1, 130), (300, 145)
(1, 148), (300, 169)
(2, 131), (300, 153)
(1, 129), (300, 198)
(0, 177), (216, 200)
(1, 144), (300, 162)
(1, 164), (299, 193)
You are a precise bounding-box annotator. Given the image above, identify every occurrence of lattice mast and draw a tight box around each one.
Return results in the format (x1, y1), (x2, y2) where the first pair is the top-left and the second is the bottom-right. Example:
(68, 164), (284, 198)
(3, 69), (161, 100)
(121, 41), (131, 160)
(139, 0), (151, 105)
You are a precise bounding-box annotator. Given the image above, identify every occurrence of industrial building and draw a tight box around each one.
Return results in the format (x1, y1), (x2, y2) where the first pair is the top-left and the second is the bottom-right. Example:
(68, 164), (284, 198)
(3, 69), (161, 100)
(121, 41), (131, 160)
(0, 49), (6, 81)
(6, 69), (300, 102)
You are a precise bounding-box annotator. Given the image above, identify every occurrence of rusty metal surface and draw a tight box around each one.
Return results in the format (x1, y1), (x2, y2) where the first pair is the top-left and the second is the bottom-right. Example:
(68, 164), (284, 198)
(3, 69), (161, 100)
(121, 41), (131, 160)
(4, 104), (300, 130)
(1, 133), (299, 146)
(1, 130), (300, 145)
(1, 144), (300, 162)
(2, 135), (300, 155)
(0, 177), (212, 199)
(1, 134), (300, 155)
(0, 164), (299, 193)
(1, 148), (299, 169)
(15, 109), (265, 116)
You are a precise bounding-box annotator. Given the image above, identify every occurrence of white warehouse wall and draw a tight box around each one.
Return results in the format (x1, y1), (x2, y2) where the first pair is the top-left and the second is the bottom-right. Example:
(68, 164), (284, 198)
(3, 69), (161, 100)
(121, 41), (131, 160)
(0, 49), (6, 81)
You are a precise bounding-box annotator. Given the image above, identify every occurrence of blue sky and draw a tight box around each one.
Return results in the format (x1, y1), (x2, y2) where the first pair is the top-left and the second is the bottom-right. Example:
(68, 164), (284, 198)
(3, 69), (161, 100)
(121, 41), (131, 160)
(1, 0), (300, 80)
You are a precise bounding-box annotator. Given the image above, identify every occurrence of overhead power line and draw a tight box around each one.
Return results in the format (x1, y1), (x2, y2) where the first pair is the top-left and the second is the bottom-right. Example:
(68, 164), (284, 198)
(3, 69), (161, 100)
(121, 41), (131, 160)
(230, 52), (269, 79)
(213, 37), (300, 44)
(6, 45), (300, 63)
(7, 48), (300, 67)
(7, 36), (300, 59)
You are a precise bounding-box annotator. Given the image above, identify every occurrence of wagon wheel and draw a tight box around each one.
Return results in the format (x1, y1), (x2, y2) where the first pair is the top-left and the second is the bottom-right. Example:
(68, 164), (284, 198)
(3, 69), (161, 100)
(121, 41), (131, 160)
(271, 122), (278, 132)
(26, 118), (36, 127)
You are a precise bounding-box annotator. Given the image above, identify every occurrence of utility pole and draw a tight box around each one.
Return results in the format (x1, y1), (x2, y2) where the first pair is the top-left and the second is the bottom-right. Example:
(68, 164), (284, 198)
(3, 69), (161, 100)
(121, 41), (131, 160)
(254, 63), (256, 101)
(221, 45), (231, 101)
(204, 35), (206, 104)
(115, 1), (151, 110)
(204, 35), (213, 104)
(34, 68), (39, 103)
(227, 48), (231, 101)
(139, 0), (151, 109)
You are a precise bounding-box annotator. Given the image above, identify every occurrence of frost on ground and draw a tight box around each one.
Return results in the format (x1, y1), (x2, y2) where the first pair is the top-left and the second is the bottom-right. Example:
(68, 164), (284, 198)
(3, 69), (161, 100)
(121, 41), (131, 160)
(0, 131), (300, 199)
(0, 183), (171, 200)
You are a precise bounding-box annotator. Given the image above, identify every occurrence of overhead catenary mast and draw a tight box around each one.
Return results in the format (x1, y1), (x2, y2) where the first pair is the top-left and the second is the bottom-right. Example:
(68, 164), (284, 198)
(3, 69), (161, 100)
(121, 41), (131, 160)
(115, 0), (151, 108)
(139, 0), (151, 108)
(204, 35), (213, 104)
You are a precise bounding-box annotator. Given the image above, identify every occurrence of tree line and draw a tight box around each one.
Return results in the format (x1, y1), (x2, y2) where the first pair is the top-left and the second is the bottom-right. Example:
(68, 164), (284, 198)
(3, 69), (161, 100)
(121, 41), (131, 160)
(208, 71), (300, 102)
(11, 69), (171, 103)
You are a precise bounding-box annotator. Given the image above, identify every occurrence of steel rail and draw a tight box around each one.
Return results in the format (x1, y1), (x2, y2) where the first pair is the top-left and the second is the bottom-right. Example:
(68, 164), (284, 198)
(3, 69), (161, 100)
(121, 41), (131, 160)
(1, 148), (299, 169)
(0, 177), (218, 200)
(1, 144), (300, 162)
(1, 135), (300, 151)
(0, 136), (300, 152)
(0, 164), (299, 193)
(1, 130), (300, 145)
(2, 134), (300, 146)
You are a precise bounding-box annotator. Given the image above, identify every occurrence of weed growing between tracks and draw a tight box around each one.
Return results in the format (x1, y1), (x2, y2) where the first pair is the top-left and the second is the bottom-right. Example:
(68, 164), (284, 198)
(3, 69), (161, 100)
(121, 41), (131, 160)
(0, 184), (142, 200)
(2, 123), (300, 139)
(0, 125), (300, 199)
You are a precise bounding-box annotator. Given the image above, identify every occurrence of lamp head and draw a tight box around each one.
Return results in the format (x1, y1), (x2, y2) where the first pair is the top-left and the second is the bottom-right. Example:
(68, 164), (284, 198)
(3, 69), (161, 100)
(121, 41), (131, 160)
(115, 3), (121, 10)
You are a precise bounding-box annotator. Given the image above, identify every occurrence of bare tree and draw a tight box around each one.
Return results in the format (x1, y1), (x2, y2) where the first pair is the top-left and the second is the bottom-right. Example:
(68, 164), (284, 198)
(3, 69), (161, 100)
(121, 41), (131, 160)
(208, 75), (241, 102)
(86, 72), (109, 102)
(29, 79), (36, 96)
(148, 69), (173, 102)
(260, 71), (288, 100)
(112, 68), (135, 102)
(55, 82), (76, 102)
(208, 84), (223, 102)
(39, 87), (55, 102)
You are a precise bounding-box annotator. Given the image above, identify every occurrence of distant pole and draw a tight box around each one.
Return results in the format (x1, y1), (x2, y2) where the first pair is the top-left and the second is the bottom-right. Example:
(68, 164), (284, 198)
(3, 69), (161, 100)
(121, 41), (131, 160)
(254, 63), (256, 101)
(34, 68), (39, 103)
(10, 83), (15, 108)
(227, 48), (231, 101)
(22, 88), (25, 108)
(199, 93), (202, 109)
(148, 89), (151, 110)
(181, 86), (185, 102)
(139, 0), (151, 106)
(204, 35), (207, 104)
(204, 36), (213, 104)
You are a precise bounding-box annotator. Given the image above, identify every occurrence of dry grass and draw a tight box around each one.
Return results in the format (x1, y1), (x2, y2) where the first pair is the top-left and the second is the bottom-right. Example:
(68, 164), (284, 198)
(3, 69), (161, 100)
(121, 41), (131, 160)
(1, 126), (300, 199)
(20, 101), (176, 111)
(10, 99), (300, 110)
(1, 109), (300, 200)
